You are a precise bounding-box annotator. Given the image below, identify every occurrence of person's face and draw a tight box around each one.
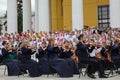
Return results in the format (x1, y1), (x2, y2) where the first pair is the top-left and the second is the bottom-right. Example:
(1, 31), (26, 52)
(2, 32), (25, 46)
(71, 47), (76, 52)
(64, 42), (70, 49)
(42, 42), (46, 48)
(102, 42), (106, 47)
(54, 43), (58, 47)
(4, 42), (8, 48)
(24, 42), (28, 46)
(69, 33), (73, 37)
(81, 36), (85, 41)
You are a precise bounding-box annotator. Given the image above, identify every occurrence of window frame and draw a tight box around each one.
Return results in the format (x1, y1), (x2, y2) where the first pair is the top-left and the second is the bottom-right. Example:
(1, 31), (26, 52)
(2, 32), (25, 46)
(98, 5), (109, 28)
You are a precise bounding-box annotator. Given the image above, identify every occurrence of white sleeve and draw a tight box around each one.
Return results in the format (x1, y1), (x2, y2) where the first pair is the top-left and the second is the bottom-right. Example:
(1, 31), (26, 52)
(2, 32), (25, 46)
(90, 49), (96, 57)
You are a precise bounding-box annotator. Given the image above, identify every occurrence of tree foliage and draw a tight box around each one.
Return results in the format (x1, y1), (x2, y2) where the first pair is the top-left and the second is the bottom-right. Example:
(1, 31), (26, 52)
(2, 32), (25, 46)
(0, 25), (2, 34)
(17, 0), (23, 33)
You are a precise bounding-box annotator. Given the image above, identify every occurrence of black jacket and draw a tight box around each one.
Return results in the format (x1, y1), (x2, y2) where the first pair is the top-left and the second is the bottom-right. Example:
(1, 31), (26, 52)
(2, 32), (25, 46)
(76, 41), (89, 61)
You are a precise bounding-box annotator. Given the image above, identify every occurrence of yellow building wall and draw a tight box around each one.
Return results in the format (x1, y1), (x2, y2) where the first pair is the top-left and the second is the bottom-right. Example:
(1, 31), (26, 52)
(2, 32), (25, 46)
(83, 0), (109, 28)
(50, 0), (72, 32)
(63, 0), (72, 31)
(50, 0), (109, 31)
(50, 0), (63, 32)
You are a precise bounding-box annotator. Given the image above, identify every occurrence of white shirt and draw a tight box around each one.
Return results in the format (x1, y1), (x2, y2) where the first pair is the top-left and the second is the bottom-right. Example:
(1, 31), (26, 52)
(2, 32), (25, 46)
(90, 47), (102, 57)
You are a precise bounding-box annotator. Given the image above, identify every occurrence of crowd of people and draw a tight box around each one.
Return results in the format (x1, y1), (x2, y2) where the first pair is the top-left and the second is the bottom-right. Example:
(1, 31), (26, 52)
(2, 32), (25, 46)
(0, 27), (120, 79)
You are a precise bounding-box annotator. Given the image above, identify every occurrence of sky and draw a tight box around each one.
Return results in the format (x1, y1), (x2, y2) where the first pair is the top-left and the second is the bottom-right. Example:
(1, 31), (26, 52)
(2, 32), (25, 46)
(0, 0), (35, 16)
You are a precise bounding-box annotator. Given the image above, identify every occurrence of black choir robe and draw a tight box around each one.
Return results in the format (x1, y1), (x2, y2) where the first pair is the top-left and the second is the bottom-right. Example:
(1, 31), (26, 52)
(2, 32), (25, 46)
(2, 47), (22, 76)
(59, 49), (79, 74)
(19, 46), (41, 77)
(36, 45), (73, 77)
(76, 41), (105, 75)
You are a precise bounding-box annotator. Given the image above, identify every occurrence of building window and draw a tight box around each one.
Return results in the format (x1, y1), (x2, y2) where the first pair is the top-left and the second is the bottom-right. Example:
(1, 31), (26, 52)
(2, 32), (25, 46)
(98, 5), (109, 28)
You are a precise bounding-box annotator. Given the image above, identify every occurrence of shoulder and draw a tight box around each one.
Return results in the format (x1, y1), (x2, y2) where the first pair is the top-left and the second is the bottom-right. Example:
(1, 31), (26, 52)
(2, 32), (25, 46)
(2, 48), (6, 51)
(47, 45), (53, 50)
(21, 46), (26, 49)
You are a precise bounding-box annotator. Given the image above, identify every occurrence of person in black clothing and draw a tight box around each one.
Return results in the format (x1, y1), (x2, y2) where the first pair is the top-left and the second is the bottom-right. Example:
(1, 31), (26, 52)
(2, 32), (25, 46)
(76, 34), (108, 79)
(1, 41), (22, 76)
(0, 47), (3, 63)
(59, 40), (72, 58)
(36, 41), (50, 74)
(111, 39), (120, 68)
(95, 41), (117, 76)
(59, 41), (79, 74)
(36, 39), (73, 77)
(17, 41), (41, 77)
(87, 41), (113, 77)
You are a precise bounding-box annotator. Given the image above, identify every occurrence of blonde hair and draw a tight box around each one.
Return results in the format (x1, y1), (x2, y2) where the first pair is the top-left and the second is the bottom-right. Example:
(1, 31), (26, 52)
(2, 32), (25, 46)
(48, 38), (55, 46)
(114, 39), (119, 45)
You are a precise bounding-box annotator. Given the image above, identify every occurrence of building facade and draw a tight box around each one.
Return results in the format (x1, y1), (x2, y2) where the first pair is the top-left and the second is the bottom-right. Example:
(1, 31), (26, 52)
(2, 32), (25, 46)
(6, 0), (120, 33)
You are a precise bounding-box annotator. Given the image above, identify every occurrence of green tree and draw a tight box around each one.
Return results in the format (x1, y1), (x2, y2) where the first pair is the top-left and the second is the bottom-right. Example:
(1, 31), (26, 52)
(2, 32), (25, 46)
(3, 11), (7, 18)
(3, 11), (7, 32)
(17, 0), (23, 33)
(0, 24), (2, 35)
(0, 20), (2, 34)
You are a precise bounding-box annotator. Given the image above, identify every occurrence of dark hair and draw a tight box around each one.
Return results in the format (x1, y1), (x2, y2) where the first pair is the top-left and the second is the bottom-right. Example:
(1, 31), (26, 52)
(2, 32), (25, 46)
(78, 34), (84, 40)
(18, 42), (22, 47)
(42, 41), (47, 45)
(2, 41), (7, 46)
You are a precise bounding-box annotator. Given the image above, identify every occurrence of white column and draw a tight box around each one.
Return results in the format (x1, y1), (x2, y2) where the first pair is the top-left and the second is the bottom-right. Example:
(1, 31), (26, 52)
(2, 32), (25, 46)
(72, 0), (83, 30)
(35, 0), (39, 33)
(7, 0), (17, 33)
(110, 0), (120, 28)
(23, 0), (32, 32)
(38, 0), (50, 32)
